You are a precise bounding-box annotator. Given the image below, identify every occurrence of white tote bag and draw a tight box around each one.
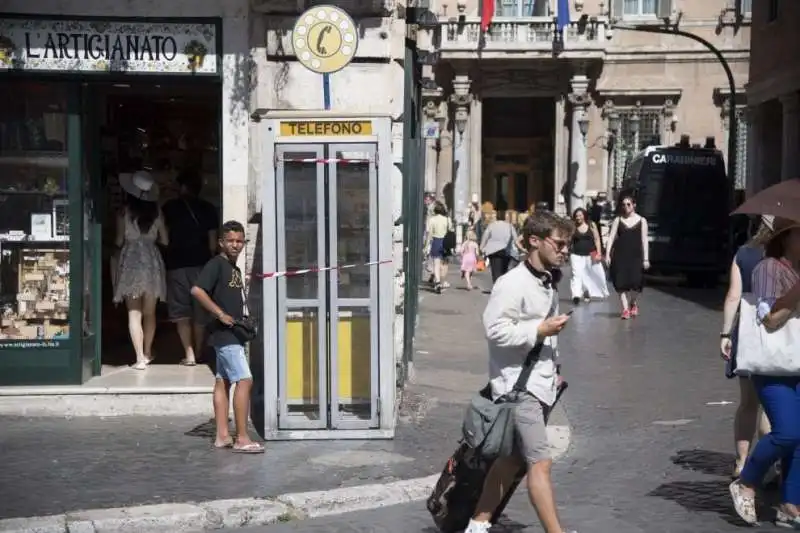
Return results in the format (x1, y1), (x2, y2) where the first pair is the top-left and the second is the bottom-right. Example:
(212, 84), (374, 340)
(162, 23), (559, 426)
(736, 292), (800, 376)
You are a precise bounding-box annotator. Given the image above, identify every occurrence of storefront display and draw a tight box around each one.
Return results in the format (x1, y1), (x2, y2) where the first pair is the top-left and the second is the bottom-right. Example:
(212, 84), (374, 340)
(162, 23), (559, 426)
(0, 82), (71, 343)
(0, 15), (223, 385)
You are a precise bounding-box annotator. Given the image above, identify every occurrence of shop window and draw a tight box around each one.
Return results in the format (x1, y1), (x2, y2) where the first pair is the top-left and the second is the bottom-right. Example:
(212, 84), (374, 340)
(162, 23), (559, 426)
(0, 82), (71, 343)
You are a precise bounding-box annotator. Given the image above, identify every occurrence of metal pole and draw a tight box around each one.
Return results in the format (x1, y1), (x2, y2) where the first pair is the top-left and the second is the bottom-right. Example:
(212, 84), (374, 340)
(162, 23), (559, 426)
(612, 25), (737, 212)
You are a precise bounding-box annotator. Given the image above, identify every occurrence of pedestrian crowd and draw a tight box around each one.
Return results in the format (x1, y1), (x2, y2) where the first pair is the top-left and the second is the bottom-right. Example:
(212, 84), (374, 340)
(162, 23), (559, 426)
(424, 179), (800, 532)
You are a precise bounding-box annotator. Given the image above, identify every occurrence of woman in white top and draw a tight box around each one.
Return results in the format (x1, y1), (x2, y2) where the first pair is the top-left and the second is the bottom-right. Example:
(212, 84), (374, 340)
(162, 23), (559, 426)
(425, 202), (452, 294)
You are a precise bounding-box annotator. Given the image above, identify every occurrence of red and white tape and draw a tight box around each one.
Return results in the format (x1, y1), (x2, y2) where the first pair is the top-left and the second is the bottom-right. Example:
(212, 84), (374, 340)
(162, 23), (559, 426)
(253, 259), (393, 279)
(278, 158), (372, 164)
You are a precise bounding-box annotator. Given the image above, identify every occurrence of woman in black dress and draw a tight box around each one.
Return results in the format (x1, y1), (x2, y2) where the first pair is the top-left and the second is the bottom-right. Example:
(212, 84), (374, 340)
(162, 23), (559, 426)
(605, 195), (650, 319)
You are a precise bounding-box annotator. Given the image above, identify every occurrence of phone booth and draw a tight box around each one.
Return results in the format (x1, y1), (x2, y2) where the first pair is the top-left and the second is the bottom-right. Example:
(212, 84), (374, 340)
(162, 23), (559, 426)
(259, 111), (396, 440)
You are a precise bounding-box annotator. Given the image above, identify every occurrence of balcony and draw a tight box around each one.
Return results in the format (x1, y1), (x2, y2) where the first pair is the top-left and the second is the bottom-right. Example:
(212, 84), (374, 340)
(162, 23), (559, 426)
(436, 16), (609, 59)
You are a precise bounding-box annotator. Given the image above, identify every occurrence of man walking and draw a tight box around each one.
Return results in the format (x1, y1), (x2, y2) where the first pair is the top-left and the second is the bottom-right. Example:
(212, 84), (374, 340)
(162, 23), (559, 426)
(162, 169), (219, 365)
(466, 210), (576, 533)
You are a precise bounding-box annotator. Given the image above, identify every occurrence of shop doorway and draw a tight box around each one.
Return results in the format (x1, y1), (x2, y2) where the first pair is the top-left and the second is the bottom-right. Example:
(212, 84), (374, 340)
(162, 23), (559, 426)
(86, 82), (222, 370)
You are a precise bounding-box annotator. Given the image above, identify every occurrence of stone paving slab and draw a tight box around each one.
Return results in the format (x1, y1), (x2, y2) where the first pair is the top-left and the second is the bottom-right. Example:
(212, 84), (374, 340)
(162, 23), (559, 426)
(0, 270), (527, 522)
(217, 276), (788, 532)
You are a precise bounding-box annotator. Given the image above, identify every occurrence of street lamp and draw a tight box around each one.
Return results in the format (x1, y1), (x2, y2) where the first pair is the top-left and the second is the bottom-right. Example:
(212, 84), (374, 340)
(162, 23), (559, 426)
(629, 110), (640, 134)
(608, 110), (621, 134)
(454, 107), (468, 135)
(577, 111), (590, 138)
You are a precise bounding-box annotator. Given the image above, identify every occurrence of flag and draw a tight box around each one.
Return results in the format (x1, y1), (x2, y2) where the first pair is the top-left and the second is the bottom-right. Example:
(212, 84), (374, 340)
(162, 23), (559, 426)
(557, 0), (571, 31)
(480, 0), (495, 32)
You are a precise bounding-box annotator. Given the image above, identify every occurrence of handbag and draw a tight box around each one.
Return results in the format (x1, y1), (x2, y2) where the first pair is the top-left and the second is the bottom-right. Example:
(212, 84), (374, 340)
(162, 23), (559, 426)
(476, 258), (486, 272)
(735, 292), (800, 376)
(230, 285), (258, 343)
(461, 293), (558, 459)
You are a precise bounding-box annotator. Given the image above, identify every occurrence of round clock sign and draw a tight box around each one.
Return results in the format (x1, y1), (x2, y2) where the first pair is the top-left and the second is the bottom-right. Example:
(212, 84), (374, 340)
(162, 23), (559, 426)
(292, 5), (359, 74)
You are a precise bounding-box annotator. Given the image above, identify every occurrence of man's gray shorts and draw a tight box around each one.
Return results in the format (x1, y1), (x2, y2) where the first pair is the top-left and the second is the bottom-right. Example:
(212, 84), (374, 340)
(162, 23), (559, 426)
(513, 393), (551, 465)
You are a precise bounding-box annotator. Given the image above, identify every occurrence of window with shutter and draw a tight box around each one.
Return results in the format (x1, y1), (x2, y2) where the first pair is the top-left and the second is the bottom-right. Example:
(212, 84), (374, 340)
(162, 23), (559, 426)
(306, 0), (387, 15)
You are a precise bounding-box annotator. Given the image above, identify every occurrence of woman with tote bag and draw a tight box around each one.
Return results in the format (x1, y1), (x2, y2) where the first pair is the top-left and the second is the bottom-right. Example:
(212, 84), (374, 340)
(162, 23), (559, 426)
(729, 217), (800, 527)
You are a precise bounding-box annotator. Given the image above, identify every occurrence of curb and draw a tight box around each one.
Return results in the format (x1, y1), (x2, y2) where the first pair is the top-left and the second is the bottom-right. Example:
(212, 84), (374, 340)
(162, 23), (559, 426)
(0, 424), (571, 533)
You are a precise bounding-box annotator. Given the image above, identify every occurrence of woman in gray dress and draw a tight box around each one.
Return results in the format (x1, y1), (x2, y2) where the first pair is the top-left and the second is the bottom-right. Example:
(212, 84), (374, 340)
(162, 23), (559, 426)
(114, 171), (169, 370)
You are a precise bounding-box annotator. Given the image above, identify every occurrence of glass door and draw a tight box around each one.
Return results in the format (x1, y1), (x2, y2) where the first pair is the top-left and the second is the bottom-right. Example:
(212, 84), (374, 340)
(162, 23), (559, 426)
(276, 145), (329, 430)
(327, 144), (379, 430)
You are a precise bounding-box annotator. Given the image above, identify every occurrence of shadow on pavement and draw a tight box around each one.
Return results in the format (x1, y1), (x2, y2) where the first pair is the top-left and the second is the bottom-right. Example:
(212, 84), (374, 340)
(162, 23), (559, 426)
(648, 480), (749, 526)
(672, 449), (736, 478)
(645, 276), (725, 312)
(648, 449), (782, 527)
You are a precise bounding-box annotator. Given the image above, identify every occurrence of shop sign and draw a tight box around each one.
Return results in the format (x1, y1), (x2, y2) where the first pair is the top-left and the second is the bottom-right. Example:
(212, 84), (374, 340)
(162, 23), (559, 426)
(280, 121), (373, 137)
(0, 18), (218, 75)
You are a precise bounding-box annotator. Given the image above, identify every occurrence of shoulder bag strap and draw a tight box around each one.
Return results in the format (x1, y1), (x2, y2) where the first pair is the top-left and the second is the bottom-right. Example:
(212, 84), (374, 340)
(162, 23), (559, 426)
(183, 199), (201, 227)
(511, 291), (559, 393)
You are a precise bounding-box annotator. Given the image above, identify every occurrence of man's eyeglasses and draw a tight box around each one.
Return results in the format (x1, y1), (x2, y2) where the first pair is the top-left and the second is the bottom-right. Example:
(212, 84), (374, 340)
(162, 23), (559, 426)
(546, 237), (569, 251)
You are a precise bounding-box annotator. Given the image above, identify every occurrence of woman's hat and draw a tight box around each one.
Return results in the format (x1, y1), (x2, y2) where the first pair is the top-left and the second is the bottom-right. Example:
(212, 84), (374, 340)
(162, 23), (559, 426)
(119, 170), (159, 202)
(763, 215), (800, 244)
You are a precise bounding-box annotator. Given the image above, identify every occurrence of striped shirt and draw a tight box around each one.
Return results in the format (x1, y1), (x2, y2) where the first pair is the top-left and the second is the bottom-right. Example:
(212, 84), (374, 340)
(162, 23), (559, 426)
(752, 257), (800, 320)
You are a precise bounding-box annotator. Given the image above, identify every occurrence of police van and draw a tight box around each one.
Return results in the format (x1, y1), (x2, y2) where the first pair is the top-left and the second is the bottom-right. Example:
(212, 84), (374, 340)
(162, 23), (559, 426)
(619, 139), (732, 287)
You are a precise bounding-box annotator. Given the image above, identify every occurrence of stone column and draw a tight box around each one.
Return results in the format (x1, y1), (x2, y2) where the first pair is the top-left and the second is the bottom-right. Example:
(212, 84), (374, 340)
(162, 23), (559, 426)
(553, 96), (567, 214)
(568, 75), (591, 211)
(450, 75), (472, 245)
(780, 92), (800, 181)
(469, 95), (483, 204)
(422, 100), (440, 194)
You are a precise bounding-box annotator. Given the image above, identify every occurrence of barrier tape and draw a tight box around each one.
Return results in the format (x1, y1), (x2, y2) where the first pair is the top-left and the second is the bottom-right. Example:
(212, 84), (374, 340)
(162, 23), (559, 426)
(253, 259), (393, 279)
(279, 158), (372, 164)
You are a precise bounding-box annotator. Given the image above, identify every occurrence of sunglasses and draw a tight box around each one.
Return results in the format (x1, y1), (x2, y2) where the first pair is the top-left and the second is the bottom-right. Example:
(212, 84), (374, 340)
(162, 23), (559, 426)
(546, 237), (569, 251)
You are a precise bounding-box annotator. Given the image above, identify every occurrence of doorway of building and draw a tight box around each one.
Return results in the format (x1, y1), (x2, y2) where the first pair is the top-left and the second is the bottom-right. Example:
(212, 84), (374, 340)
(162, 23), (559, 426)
(86, 82), (221, 370)
(482, 97), (555, 212)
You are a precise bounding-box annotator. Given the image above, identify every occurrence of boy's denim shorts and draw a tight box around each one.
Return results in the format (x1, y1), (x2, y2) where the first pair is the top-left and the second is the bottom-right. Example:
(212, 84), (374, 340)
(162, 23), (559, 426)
(214, 344), (252, 382)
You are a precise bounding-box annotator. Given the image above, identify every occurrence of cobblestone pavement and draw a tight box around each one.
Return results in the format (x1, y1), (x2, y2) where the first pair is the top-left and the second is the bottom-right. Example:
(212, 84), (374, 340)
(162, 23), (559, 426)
(227, 273), (786, 532)
(0, 270), (545, 520)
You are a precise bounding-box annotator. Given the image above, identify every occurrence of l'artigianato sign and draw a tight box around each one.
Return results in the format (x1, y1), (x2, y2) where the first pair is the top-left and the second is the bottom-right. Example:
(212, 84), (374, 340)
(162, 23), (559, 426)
(0, 18), (218, 74)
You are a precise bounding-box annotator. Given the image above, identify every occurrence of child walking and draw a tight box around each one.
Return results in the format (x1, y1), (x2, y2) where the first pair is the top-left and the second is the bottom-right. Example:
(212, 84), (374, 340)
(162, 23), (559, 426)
(191, 220), (264, 454)
(461, 230), (480, 290)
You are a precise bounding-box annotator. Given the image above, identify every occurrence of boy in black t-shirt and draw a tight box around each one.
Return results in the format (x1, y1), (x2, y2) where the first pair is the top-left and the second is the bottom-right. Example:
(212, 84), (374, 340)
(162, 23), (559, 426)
(191, 221), (264, 454)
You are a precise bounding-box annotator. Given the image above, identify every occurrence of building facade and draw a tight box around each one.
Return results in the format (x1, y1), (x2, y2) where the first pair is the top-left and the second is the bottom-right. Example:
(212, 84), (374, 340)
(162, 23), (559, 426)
(0, 0), (415, 436)
(419, 0), (751, 222)
(746, 0), (800, 195)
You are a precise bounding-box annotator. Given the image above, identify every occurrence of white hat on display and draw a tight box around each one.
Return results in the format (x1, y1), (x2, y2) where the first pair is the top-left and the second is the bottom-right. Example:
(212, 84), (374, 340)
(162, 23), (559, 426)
(119, 170), (159, 202)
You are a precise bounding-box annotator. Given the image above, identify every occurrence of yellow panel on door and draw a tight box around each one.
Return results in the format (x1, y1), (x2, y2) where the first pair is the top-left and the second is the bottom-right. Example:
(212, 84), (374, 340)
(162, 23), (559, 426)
(337, 313), (371, 401)
(286, 311), (319, 402)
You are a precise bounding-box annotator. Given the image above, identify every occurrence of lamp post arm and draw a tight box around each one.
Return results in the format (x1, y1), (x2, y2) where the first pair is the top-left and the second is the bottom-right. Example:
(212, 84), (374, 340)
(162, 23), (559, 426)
(611, 23), (738, 214)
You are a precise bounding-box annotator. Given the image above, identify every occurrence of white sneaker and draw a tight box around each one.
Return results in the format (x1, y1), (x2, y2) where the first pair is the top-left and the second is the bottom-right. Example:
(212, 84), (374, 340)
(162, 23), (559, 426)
(464, 520), (491, 533)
